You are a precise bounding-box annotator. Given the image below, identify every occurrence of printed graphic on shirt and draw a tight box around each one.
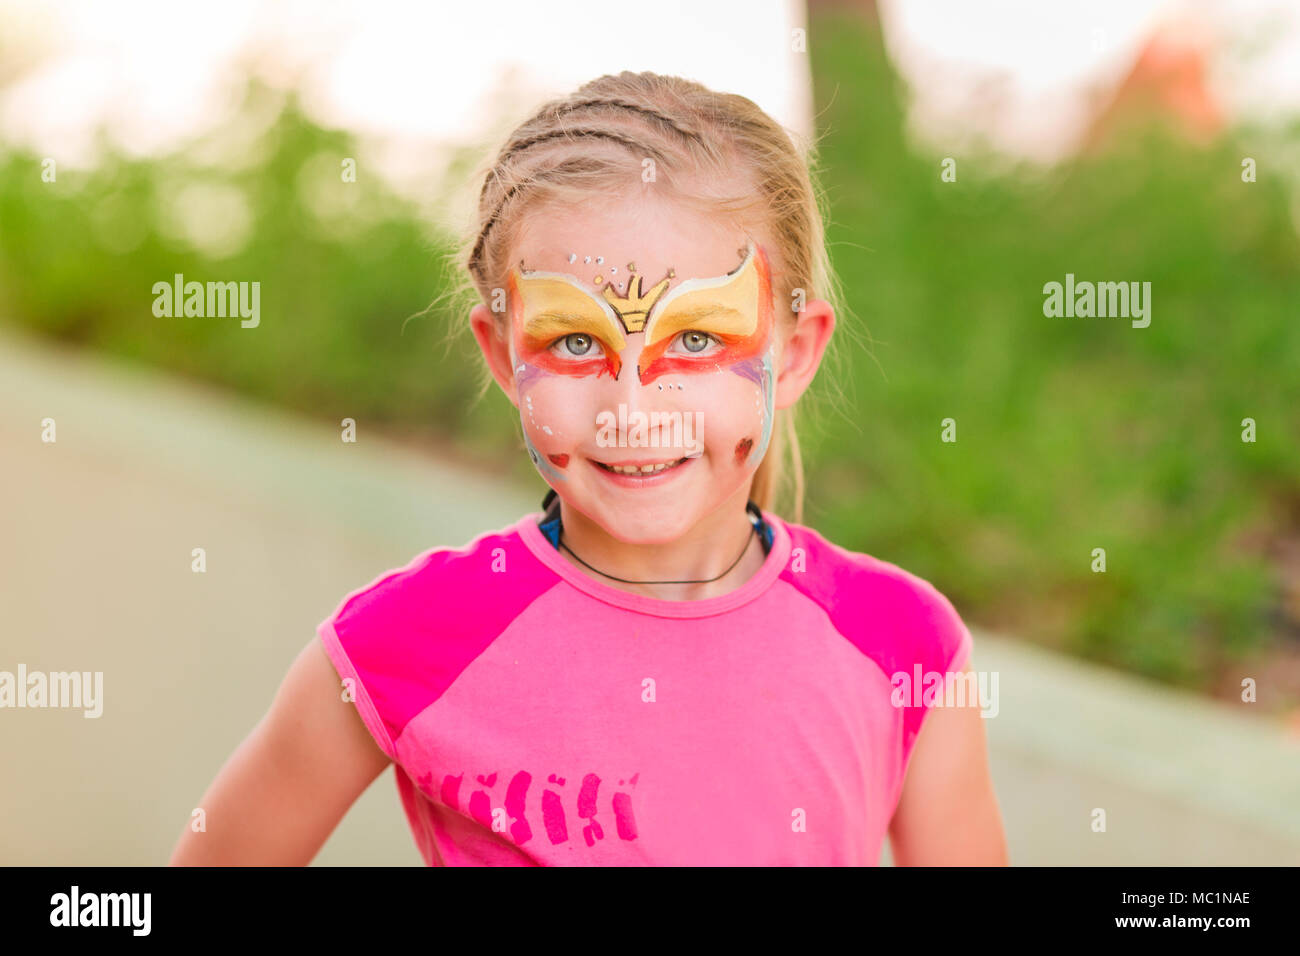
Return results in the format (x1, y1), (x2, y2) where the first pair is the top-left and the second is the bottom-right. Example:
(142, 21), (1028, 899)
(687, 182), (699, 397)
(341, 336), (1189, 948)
(416, 769), (640, 848)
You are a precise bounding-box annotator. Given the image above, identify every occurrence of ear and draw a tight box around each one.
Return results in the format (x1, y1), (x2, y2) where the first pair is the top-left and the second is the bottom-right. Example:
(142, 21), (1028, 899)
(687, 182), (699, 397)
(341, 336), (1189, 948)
(470, 303), (520, 408)
(773, 298), (835, 410)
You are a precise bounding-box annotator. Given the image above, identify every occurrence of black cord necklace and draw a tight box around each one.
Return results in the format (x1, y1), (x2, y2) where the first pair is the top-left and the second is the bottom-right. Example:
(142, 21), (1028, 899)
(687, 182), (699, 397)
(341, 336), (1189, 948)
(558, 521), (757, 585)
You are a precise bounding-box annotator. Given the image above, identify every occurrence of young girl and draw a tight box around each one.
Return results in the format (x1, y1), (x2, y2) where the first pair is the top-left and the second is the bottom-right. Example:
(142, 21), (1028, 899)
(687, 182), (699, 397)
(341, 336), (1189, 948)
(170, 71), (1007, 866)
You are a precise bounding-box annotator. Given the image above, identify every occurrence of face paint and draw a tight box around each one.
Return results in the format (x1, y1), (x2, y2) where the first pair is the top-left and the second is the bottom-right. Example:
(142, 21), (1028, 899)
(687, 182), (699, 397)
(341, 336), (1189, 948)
(507, 269), (626, 381)
(632, 242), (774, 387)
(506, 239), (778, 490)
(650, 243), (775, 467)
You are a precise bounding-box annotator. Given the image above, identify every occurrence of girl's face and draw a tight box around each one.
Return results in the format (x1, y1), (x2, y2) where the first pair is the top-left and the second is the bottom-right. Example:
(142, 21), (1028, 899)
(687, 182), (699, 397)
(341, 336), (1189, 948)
(501, 197), (781, 544)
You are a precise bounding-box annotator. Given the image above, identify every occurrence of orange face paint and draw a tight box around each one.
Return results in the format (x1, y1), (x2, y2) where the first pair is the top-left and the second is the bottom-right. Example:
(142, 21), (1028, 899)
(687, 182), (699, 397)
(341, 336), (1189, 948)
(507, 269), (625, 380)
(507, 240), (772, 385)
(633, 242), (773, 385)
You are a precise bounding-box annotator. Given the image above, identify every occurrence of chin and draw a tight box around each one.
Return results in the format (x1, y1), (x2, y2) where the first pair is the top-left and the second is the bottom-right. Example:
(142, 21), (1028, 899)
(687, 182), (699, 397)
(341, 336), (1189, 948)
(593, 509), (699, 546)
(567, 496), (701, 546)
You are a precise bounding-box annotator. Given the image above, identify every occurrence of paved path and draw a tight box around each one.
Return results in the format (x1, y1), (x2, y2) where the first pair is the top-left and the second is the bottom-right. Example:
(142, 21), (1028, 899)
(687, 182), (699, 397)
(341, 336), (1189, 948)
(2, 327), (1297, 865)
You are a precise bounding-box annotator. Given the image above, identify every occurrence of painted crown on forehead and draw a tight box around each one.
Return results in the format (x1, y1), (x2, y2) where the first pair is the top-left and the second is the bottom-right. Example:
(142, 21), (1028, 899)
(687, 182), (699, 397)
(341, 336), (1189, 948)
(602, 272), (670, 333)
(601, 240), (755, 334)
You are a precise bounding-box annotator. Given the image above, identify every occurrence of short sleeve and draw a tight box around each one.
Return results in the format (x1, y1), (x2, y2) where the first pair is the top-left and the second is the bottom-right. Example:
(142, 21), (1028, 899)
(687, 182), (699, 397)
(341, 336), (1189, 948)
(773, 519), (977, 773)
(317, 615), (400, 763)
(898, 579), (975, 766)
(313, 518), (562, 766)
(313, 544), (453, 765)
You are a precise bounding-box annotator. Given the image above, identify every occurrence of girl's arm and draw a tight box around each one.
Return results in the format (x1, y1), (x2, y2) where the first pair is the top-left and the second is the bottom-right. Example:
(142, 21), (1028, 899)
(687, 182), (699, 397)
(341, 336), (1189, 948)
(168, 637), (392, 865)
(887, 659), (1009, 865)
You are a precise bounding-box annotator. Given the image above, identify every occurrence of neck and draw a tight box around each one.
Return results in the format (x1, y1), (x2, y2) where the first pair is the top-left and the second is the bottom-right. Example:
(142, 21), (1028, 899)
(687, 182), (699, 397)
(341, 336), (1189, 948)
(555, 486), (766, 601)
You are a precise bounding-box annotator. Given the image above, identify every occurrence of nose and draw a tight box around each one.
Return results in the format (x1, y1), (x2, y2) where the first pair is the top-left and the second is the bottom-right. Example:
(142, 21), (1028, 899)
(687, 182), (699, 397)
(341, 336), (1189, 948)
(592, 334), (689, 449)
(606, 333), (654, 411)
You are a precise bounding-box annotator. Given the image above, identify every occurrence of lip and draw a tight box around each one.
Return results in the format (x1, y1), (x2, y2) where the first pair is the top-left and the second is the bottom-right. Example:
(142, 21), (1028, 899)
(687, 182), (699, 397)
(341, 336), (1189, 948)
(593, 454), (691, 468)
(588, 454), (697, 487)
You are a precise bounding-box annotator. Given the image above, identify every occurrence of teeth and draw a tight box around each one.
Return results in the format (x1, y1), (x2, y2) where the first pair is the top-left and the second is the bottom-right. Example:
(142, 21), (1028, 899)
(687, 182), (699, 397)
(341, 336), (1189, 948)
(605, 459), (683, 475)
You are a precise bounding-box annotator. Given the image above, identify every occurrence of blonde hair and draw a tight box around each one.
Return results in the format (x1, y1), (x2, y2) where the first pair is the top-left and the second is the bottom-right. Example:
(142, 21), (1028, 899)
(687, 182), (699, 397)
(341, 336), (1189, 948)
(447, 70), (843, 523)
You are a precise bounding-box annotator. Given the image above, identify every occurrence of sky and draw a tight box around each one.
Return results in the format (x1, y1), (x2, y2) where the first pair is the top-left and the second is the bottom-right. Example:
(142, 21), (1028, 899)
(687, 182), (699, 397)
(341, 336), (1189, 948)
(879, 0), (1300, 162)
(0, 0), (809, 205)
(1, 0), (1296, 194)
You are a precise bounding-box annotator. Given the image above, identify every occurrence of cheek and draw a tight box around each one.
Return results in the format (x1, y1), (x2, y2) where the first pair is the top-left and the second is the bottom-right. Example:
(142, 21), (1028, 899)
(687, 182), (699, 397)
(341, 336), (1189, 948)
(675, 366), (771, 464)
(516, 368), (603, 455)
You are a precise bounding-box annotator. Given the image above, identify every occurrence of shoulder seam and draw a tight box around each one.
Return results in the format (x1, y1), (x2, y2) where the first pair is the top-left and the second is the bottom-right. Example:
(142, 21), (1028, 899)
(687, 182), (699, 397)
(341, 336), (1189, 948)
(388, 577), (562, 753)
(772, 577), (896, 686)
(331, 524), (537, 622)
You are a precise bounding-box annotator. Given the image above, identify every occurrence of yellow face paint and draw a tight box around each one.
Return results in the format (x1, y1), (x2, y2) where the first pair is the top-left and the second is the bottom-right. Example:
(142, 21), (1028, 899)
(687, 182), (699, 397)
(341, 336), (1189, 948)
(508, 241), (772, 384)
(634, 242), (772, 384)
(508, 269), (627, 378)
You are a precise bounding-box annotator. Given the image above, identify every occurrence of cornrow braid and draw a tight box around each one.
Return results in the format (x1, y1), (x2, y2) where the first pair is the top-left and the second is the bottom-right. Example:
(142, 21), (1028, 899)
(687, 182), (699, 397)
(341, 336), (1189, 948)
(546, 97), (711, 153)
(498, 126), (664, 174)
(468, 130), (669, 280)
(475, 121), (666, 209)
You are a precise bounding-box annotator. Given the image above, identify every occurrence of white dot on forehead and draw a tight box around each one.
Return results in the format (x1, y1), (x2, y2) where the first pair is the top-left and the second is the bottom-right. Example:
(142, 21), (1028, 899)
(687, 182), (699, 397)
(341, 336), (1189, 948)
(567, 253), (577, 263)
(583, 256), (591, 264)
(596, 256), (604, 264)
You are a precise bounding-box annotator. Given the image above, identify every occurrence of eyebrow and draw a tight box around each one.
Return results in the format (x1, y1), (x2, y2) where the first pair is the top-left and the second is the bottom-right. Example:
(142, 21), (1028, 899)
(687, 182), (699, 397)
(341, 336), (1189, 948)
(653, 304), (745, 323)
(526, 310), (613, 328)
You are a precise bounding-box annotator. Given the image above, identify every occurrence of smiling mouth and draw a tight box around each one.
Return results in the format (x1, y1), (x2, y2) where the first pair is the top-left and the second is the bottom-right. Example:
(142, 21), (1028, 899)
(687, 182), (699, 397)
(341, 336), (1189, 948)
(592, 456), (689, 476)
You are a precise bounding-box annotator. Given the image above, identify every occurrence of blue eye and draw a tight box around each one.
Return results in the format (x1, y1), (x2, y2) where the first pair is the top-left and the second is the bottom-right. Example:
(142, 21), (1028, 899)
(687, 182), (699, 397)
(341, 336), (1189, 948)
(676, 331), (717, 354)
(556, 333), (597, 356)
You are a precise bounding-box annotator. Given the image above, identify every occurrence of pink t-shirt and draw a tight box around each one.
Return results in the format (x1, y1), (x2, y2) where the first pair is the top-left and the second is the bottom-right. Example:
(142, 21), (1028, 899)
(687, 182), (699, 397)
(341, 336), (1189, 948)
(317, 510), (973, 865)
